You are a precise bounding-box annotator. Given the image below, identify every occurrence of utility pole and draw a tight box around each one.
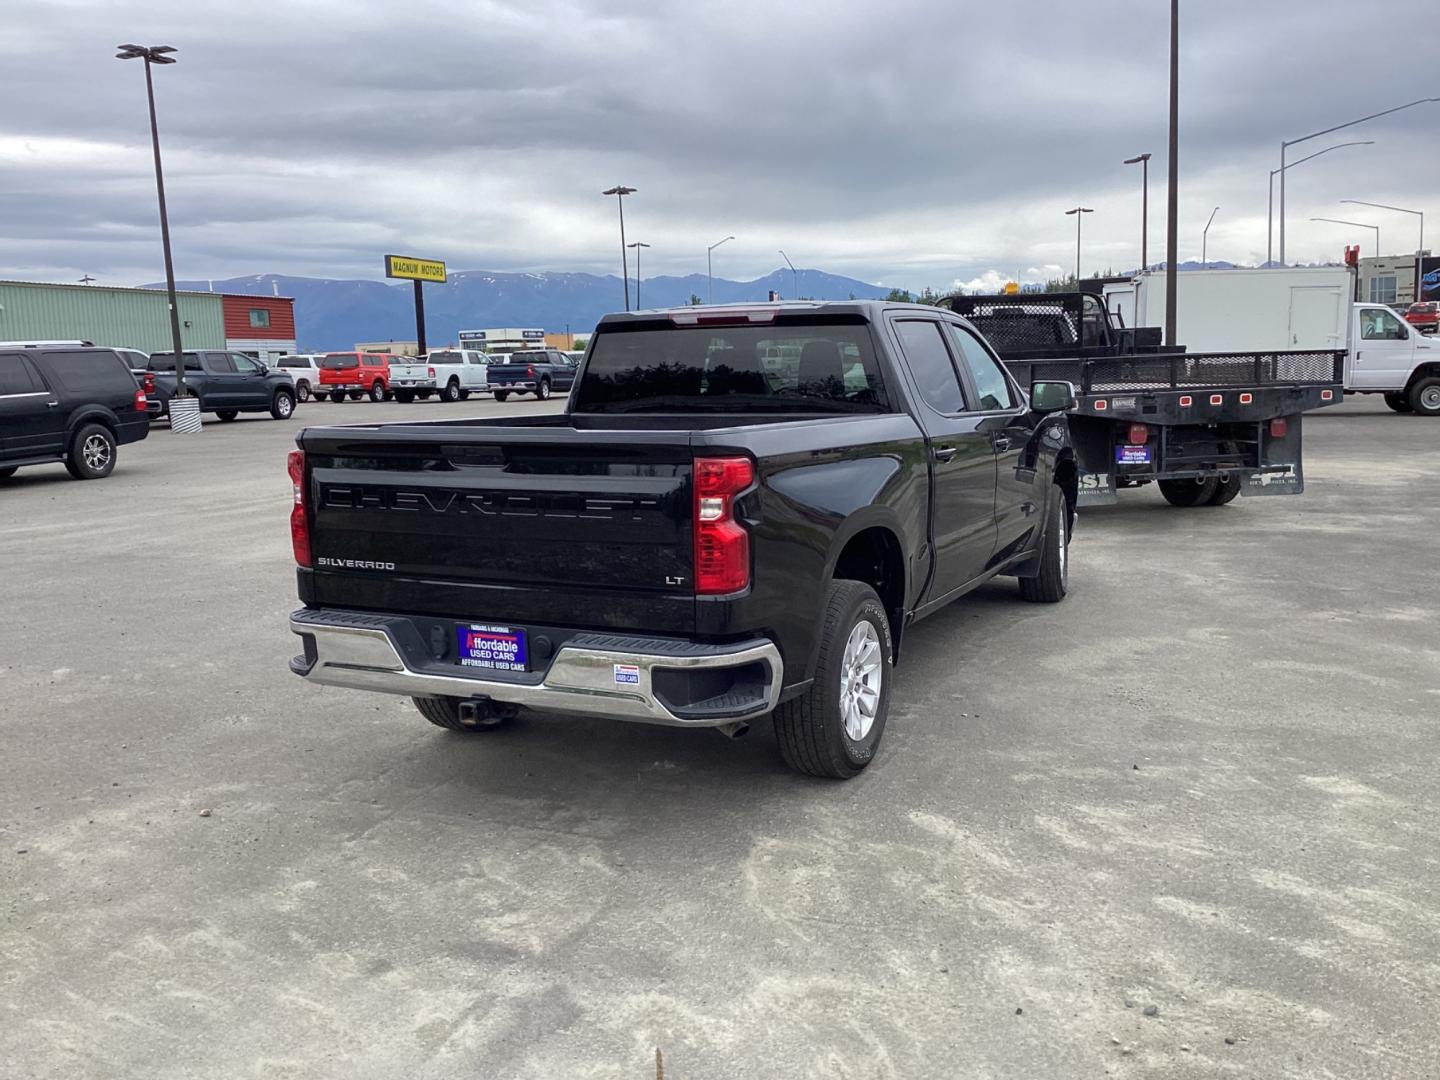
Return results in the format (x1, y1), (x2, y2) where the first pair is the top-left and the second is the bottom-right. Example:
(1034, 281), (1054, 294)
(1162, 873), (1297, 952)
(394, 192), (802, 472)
(1123, 153), (1151, 272)
(602, 186), (636, 310)
(1164, 0), (1179, 347)
(627, 241), (650, 308)
(778, 249), (798, 299)
(1202, 206), (1219, 268)
(1065, 207), (1093, 284)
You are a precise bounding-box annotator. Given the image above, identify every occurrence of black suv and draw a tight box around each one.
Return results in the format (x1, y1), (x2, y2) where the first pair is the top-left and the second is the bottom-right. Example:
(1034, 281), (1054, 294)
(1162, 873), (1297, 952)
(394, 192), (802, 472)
(0, 347), (150, 481)
(147, 350), (297, 421)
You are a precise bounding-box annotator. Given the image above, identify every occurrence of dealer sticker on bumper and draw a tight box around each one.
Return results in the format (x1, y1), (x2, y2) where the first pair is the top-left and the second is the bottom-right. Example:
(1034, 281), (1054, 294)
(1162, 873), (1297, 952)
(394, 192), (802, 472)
(613, 663), (640, 685)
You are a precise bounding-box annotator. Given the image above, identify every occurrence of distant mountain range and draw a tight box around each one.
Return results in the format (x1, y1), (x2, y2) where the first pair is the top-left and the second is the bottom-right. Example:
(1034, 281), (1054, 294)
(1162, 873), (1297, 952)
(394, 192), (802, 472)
(151, 269), (889, 351)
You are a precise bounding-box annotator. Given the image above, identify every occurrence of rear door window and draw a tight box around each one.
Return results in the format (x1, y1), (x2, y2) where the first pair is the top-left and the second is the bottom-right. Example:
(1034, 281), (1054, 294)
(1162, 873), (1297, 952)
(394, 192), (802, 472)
(205, 353), (236, 373)
(34, 350), (132, 394)
(893, 320), (966, 414)
(0, 354), (44, 395)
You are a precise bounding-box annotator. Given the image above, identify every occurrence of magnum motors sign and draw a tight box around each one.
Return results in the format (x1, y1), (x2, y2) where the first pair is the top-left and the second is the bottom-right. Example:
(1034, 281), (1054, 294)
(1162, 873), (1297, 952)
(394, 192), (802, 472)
(384, 255), (447, 283)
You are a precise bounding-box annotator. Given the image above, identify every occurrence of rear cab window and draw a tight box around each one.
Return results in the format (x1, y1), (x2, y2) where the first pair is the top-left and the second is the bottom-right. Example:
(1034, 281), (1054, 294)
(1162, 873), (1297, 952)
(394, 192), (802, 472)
(573, 316), (892, 414)
(321, 354), (360, 369)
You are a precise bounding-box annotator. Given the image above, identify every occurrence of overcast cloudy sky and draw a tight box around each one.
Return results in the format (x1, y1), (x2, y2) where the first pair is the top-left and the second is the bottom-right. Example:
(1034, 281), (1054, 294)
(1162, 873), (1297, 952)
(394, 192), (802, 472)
(2, 0), (1437, 292)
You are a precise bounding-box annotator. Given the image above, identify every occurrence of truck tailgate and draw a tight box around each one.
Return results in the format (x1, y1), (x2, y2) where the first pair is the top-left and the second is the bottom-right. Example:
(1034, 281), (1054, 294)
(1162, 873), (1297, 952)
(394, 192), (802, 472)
(299, 425), (695, 630)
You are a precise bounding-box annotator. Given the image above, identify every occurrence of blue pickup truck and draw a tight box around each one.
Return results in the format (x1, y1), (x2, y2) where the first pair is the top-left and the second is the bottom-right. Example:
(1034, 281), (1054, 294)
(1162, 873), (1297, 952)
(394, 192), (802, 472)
(486, 348), (581, 402)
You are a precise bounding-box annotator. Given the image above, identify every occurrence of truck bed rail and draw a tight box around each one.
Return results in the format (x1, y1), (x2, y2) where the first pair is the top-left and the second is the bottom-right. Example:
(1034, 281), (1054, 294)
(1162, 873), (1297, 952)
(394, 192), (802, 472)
(1004, 350), (1344, 394)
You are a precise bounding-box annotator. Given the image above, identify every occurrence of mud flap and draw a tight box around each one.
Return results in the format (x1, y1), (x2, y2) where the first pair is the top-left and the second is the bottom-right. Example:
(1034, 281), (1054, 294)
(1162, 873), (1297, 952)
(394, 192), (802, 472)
(1076, 470), (1117, 506)
(1241, 463), (1303, 496)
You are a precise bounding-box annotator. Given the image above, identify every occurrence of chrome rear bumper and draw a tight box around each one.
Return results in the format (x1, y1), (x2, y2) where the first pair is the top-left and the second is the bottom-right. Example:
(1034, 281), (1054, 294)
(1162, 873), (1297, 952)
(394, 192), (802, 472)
(289, 609), (782, 727)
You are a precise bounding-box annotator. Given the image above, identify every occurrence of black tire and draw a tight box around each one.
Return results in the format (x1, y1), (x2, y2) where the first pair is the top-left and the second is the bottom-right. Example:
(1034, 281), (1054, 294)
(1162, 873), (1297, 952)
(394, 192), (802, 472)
(64, 423), (116, 480)
(1384, 392), (1412, 413)
(1208, 473), (1242, 505)
(329, 391), (346, 403)
(494, 390), (509, 402)
(1158, 476), (1220, 507)
(458, 389), (471, 401)
(772, 580), (892, 779)
(1408, 376), (1440, 416)
(216, 409), (239, 422)
(270, 390), (295, 420)
(412, 696), (508, 732)
(441, 379), (461, 403)
(536, 378), (552, 401)
(0, 466), (17, 480)
(1019, 488), (1070, 602)
(296, 381), (311, 403)
(393, 389), (416, 404)
(369, 381), (386, 403)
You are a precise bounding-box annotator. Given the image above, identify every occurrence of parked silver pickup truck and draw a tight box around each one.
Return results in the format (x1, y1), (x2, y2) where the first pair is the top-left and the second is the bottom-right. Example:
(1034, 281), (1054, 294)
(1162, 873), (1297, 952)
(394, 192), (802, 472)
(388, 349), (493, 403)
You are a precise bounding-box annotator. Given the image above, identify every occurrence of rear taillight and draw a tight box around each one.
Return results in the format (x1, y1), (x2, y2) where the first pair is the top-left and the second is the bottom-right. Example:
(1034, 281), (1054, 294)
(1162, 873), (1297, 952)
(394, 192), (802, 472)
(134, 388), (147, 413)
(287, 449), (312, 567)
(427, 367), (436, 378)
(142, 372), (156, 394)
(527, 365), (536, 377)
(1127, 423), (1148, 444)
(694, 456), (754, 595)
(1269, 417), (1288, 438)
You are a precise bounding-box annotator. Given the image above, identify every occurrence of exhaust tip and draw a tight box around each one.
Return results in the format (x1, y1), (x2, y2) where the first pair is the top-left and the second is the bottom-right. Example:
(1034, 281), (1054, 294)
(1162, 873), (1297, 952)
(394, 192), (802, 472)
(715, 720), (750, 740)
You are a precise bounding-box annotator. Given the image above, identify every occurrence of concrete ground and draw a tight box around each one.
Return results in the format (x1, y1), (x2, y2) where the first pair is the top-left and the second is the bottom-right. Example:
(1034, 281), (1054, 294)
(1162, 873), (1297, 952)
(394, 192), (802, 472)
(2, 394), (1437, 1079)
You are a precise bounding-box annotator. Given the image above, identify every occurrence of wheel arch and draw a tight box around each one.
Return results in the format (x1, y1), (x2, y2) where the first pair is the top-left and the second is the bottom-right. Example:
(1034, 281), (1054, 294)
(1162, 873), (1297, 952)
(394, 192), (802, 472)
(822, 513), (909, 664)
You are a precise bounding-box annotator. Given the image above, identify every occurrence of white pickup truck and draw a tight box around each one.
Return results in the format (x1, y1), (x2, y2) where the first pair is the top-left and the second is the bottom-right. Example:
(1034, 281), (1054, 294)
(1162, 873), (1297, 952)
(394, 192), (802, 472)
(388, 349), (493, 403)
(1348, 303), (1440, 415)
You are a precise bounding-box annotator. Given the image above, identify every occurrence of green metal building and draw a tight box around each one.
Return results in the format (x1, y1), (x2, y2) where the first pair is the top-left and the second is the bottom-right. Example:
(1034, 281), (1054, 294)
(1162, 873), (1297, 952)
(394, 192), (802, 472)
(0, 280), (226, 353)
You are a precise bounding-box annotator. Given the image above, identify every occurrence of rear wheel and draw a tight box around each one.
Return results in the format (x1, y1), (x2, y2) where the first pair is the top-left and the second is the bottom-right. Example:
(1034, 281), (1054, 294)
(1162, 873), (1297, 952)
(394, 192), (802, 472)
(65, 424), (116, 480)
(1019, 488), (1070, 602)
(369, 381), (386, 402)
(494, 390), (509, 402)
(1384, 392), (1412, 413)
(1408, 377), (1440, 417)
(1158, 476), (1219, 507)
(458, 389), (472, 400)
(771, 580), (891, 779)
(439, 378), (460, 402)
(536, 378), (552, 401)
(296, 381), (311, 402)
(412, 696), (509, 732)
(393, 389), (416, 403)
(216, 409), (239, 422)
(329, 391), (346, 403)
(270, 390), (295, 420)
(1208, 473), (1242, 505)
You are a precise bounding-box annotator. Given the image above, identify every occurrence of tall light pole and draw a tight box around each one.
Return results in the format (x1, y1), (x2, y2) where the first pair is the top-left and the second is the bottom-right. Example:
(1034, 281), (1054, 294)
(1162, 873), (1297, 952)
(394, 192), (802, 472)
(1123, 153), (1151, 272)
(1342, 199), (1425, 301)
(1064, 207), (1093, 285)
(117, 43), (187, 398)
(1164, 0), (1179, 346)
(1310, 217), (1380, 257)
(1278, 96), (1439, 265)
(627, 241), (650, 308)
(1201, 206), (1219, 268)
(602, 185), (636, 311)
(707, 235), (734, 304)
(1267, 141), (1372, 267)
(778, 249), (798, 299)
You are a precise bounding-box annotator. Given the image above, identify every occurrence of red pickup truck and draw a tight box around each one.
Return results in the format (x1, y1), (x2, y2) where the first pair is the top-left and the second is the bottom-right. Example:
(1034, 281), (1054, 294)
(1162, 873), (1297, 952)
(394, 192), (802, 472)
(1403, 301), (1438, 336)
(318, 352), (397, 402)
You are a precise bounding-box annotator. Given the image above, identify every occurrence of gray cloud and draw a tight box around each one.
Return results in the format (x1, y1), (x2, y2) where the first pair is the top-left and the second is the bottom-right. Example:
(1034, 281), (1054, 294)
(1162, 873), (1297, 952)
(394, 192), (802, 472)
(2, 0), (1436, 289)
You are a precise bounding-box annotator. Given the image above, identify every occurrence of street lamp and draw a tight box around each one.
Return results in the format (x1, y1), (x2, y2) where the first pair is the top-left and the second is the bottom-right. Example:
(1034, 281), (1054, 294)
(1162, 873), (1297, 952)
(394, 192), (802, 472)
(1342, 199), (1425, 301)
(1310, 217), (1380, 257)
(1267, 141), (1373, 267)
(778, 249), (798, 299)
(1201, 206), (1219, 268)
(117, 43), (188, 401)
(602, 185), (636, 311)
(707, 235), (734, 304)
(1278, 96), (1439, 265)
(1163, 0), (1179, 346)
(1122, 153), (1151, 272)
(1064, 207), (1093, 284)
(626, 241), (650, 308)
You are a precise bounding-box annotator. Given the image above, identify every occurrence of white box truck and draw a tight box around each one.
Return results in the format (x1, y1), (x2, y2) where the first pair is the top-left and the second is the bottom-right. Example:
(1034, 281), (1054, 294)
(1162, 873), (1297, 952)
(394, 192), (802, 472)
(1103, 268), (1440, 415)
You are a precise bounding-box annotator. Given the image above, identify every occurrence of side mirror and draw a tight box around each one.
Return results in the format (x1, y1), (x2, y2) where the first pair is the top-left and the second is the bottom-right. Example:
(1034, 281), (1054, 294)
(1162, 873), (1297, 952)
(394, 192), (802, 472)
(1030, 380), (1077, 412)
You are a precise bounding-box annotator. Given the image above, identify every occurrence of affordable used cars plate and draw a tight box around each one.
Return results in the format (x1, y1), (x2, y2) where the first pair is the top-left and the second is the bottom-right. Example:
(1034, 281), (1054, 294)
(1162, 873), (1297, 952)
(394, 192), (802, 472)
(456, 624), (528, 671)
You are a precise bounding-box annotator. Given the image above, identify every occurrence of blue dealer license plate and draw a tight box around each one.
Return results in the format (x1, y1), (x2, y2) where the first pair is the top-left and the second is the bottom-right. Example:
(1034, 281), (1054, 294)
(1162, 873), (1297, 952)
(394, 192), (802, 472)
(456, 624), (528, 671)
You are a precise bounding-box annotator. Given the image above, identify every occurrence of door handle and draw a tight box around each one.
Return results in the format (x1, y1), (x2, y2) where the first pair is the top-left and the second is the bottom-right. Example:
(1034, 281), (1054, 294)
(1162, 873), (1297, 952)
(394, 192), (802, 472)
(934, 445), (958, 462)
(991, 435), (1011, 452)
(46, 400), (60, 408)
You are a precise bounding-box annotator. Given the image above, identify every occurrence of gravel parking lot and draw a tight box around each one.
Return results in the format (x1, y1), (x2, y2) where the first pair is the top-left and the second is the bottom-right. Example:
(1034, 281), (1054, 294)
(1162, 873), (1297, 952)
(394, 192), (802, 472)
(3, 395), (1437, 1079)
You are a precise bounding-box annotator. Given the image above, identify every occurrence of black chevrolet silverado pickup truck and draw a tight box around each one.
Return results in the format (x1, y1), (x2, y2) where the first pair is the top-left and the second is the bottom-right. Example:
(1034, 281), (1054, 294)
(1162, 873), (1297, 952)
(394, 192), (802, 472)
(286, 301), (1079, 778)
